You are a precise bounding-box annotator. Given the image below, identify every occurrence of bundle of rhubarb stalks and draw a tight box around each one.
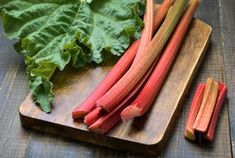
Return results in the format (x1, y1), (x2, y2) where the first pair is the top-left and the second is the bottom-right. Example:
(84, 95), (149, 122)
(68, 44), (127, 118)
(185, 78), (227, 141)
(72, 0), (201, 134)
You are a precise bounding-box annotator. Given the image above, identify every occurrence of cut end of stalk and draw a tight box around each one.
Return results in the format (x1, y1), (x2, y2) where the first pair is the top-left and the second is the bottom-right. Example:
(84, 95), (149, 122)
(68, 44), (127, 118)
(84, 118), (89, 125)
(184, 129), (196, 141)
(84, 107), (103, 126)
(97, 103), (110, 112)
(89, 124), (106, 134)
(72, 109), (89, 119)
(120, 104), (142, 121)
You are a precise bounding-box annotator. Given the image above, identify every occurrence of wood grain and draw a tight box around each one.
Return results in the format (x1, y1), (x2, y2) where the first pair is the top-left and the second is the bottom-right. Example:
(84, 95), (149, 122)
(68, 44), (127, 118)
(219, 0), (235, 155)
(19, 19), (211, 155)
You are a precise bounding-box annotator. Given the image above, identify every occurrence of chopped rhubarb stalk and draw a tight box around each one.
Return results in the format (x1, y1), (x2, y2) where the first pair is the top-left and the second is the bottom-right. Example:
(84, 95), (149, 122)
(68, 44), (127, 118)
(97, 0), (188, 112)
(184, 83), (205, 141)
(203, 83), (227, 141)
(193, 78), (219, 132)
(84, 107), (105, 126)
(121, 0), (201, 121)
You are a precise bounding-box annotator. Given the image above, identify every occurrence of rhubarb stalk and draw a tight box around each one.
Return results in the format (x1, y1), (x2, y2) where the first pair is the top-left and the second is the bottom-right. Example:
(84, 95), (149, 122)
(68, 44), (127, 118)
(132, 0), (154, 65)
(89, 61), (157, 134)
(184, 83), (205, 141)
(133, 0), (174, 65)
(193, 78), (219, 132)
(153, 0), (174, 30)
(72, 1), (173, 119)
(72, 40), (140, 119)
(97, 0), (188, 112)
(204, 83), (227, 141)
(121, 0), (200, 121)
(84, 107), (105, 126)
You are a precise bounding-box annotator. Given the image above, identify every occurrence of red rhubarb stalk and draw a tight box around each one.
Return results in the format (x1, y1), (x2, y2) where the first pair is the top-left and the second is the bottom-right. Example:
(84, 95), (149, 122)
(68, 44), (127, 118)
(184, 83), (205, 141)
(72, 40), (140, 119)
(193, 78), (219, 132)
(84, 107), (105, 126)
(153, 0), (174, 30)
(133, 0), (174, 64)
(97, 0), (188, 112)
(132, 0), (154, 65)
(121, 0), (200, 121)
(203, 83), (227, 141)
(89, 62), (157, 134)
(72, 1), (173, 119)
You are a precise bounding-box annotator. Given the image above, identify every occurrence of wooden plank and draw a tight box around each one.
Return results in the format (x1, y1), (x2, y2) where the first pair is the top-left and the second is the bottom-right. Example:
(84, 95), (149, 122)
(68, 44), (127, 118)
(0, 27), (31, 158)
(0, 26), (19, 87)
(219, 0), (235, 155)
(19, 19), (211, 155)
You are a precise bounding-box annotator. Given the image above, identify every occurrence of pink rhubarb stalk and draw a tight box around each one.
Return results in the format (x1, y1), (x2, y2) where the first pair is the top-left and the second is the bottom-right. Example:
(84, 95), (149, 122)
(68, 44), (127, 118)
(153, 0), (174, 30)
(89, 62), (157, 134)
(132, 0), (154, 65)
(84, 107), (104, 126)
(72, 1), (173, 119)
(121, 0), (200, 121)
(133, 0), (174, 64)
(97, 0), (188, 112)
(184, 83), (205, 141)
(72, 40), (140, 119)
(203, 83), (227, 141)
(193, 78), (219, 132)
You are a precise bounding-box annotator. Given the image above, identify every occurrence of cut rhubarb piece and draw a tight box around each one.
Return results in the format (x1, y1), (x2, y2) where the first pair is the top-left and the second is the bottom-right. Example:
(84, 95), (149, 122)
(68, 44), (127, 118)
(184, 83), (205, 141)
(72, 40), (140, 119)
(84, 107), (105, 126)
(193, 78), (219, 132)
(121, 0), (201, 121)
(97, 0), (188, 112)
(203, 83), (227, 141)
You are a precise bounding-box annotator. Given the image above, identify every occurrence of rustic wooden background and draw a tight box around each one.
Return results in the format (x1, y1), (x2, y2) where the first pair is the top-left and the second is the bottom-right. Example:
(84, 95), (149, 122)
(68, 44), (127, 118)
(0, 0), (234, 157)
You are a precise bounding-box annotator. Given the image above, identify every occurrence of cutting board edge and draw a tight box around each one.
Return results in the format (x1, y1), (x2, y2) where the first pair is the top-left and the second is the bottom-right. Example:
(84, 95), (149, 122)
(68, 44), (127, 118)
(19, 110), (165, 155)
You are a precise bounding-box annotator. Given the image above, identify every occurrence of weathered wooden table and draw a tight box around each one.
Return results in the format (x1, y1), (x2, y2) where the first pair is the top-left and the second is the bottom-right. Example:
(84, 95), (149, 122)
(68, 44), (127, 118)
(0, 0), (234, 157)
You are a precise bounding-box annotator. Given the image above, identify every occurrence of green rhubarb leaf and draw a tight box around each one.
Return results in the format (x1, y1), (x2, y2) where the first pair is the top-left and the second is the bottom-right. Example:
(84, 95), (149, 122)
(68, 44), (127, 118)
(0, 0), (144, 112)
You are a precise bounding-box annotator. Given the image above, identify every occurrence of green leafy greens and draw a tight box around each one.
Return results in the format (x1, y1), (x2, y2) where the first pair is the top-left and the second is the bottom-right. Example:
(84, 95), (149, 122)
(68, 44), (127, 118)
(0, 0), (144, 112)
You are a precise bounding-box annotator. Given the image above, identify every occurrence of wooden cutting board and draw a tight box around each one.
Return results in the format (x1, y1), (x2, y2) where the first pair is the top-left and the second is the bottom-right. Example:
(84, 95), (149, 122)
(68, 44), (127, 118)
(19, 19), (212, 155)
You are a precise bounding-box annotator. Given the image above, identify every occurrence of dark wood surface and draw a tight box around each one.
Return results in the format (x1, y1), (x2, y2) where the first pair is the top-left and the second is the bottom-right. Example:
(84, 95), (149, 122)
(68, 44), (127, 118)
(219, 0), (235, 156)
(19, 19), (212, 156)
(0, 0), (234, 157)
